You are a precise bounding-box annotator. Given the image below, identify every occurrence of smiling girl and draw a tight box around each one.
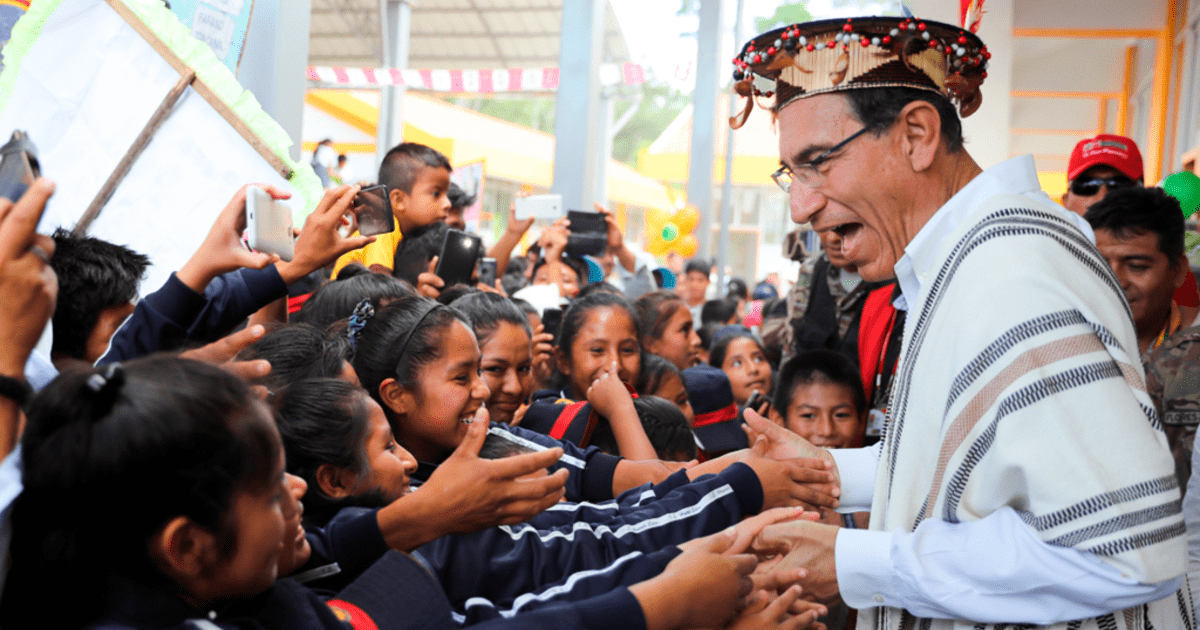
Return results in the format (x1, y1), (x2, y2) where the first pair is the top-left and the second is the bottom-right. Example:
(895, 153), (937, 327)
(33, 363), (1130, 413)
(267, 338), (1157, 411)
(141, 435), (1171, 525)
(634, 290), (702, 371)
(450, 292), (536, 426)
(710, 330), (774, 408)
(1, 357), (328, 629)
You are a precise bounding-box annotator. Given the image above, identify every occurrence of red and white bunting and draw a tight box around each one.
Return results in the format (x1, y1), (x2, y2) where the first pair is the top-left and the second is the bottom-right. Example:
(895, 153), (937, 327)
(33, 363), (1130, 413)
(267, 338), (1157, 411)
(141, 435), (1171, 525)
(306, 63), (646, 91)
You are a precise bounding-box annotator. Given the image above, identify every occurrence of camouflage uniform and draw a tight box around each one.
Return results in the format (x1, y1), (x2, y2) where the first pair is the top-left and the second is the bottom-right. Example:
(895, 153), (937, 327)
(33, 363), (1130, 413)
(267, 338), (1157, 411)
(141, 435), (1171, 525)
(763, 251), (878, 365)
(1144, 324), (1200, 495)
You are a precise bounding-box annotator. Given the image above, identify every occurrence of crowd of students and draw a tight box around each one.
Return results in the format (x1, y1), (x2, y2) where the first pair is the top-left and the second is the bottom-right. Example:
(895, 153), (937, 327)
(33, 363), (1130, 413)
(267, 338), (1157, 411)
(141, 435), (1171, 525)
(0, 139), (895, 630)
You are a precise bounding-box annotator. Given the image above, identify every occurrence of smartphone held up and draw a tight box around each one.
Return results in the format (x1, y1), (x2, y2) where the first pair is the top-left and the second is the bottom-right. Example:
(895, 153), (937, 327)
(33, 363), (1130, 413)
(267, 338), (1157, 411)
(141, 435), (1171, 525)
(245, 186), (295, 261)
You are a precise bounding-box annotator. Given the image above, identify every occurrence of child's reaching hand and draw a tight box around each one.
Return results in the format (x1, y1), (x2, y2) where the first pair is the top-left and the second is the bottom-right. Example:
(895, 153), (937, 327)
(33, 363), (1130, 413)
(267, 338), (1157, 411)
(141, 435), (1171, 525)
(726, 586), (827, 630)
(629, 529), (757, 630)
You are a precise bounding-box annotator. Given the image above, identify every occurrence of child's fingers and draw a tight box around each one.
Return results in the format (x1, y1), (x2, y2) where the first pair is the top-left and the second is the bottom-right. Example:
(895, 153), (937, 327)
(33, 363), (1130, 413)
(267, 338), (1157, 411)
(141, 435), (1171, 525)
(764, 585), (804, 619)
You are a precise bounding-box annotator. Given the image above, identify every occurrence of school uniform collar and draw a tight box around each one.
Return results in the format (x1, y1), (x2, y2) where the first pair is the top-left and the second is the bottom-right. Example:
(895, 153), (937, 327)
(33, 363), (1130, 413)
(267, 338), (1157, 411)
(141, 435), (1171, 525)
(97, 573), (210, 627)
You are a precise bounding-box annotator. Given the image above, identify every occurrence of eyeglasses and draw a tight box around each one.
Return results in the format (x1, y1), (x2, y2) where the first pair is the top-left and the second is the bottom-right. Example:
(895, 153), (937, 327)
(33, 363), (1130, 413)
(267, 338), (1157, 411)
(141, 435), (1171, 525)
(772, 126), (872, 193)
(1069, 176), (1138, 197)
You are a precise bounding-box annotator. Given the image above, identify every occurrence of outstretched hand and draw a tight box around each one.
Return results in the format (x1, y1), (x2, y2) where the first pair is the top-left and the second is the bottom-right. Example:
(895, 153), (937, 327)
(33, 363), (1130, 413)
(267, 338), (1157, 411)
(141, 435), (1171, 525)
(751, 519), (842, 605)
(277, 185), (376, 285)
(177, 184), (286, 293)
(631, 529), (759, 630)
(418, 408), (568, 533)
(0, 178), (57, 378)
(727, 586), (827, 630)
(180, 324), (271, 384)
(743, 408), (840, 483)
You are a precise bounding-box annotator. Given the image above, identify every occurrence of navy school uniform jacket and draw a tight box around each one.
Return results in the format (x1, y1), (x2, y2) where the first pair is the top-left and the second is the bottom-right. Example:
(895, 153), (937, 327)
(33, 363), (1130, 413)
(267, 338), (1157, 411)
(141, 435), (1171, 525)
(291, 462), (762, 624)
(98, 266), (288, 365)
(88, 550), (654, 630)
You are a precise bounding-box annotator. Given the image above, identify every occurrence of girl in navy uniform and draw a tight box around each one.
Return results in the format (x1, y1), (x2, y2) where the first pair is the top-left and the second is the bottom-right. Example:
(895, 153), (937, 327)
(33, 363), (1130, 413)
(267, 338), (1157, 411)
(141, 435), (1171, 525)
(0, 357), (416, 630)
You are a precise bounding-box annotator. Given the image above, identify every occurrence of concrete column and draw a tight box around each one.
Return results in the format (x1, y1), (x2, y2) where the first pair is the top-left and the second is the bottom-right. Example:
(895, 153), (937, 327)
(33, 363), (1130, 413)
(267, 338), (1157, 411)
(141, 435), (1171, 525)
(236, 0), (313, 163)
(595, 89), (614, 207)
(376, 0), (412, 169)
(715, 0), (744, 294)
(552, 0), (606, 212)
(688, 0), (723, 259)
(906, 0), (1014, 169)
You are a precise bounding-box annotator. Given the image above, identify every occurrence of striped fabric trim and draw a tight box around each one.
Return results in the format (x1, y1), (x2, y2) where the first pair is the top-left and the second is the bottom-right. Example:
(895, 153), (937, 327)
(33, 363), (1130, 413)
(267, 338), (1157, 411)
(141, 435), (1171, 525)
(461, 551), (647, 618)
(1082, 521), (1186, 556)
(496, 485), (734, 542)
(1016, 475), (1178, 532)
(1179, 576), (1196, 630)
(917, 333), (1106, 522)
(884, 206), (1124, 502)
(1046, 499), (1182, 547)
(940, 361), (1125, 522)
(486, 426), (586, 469)
(945, 310), (1089, 414)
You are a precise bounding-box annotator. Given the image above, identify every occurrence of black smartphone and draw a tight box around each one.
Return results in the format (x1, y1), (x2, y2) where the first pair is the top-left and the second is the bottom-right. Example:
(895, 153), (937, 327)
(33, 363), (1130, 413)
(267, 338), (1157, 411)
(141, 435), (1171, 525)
(478, 257), (497, 288)
(0, 131), (40, 202)
(566, 209), (607, 234)
(745, 389), (767, 412)
(435, 228), (484, 287)
(354, 184), (394, 237)
(542, 308), (563, 342)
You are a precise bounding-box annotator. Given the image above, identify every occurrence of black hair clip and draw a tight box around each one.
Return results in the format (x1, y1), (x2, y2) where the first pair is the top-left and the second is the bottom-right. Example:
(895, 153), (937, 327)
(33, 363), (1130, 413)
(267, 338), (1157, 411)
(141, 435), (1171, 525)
(347, 299), (375, 348)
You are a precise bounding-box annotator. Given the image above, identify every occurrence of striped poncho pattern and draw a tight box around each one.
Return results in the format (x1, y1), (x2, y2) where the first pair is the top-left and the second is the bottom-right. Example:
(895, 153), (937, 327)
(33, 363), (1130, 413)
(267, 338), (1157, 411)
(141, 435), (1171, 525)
(862, 194), (1194, 630)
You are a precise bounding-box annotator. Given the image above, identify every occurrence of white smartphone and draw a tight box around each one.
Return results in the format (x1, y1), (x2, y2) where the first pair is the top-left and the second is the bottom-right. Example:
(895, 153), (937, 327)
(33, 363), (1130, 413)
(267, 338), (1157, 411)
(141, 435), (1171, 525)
(514, 193), (563, 221)
(245, 186), (294, 262)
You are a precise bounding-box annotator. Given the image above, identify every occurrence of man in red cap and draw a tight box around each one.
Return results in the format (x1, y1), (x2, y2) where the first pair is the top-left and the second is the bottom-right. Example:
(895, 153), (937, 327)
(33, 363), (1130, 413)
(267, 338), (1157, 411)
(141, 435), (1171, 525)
(1061, 133), (1144, 216)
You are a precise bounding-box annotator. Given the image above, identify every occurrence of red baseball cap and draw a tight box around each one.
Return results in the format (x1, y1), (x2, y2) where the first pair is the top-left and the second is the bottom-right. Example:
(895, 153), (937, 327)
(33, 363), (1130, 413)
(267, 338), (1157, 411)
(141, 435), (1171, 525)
(1068, 134), (1144, 182)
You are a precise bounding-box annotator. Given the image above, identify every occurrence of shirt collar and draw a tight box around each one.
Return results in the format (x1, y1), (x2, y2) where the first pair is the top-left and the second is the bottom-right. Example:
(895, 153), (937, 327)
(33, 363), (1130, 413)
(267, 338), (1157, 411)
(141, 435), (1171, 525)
(892, 155), (1082, 310)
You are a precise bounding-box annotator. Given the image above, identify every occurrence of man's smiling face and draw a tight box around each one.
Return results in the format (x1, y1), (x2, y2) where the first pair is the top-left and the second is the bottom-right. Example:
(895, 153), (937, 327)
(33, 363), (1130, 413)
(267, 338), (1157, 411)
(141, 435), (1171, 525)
(777, 93), (910, 282)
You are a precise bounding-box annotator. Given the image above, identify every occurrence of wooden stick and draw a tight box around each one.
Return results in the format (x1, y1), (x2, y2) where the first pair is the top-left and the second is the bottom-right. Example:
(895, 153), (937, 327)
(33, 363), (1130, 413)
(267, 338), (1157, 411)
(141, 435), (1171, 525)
(102, 0), (294, 180)
(75, 70), (196, 235)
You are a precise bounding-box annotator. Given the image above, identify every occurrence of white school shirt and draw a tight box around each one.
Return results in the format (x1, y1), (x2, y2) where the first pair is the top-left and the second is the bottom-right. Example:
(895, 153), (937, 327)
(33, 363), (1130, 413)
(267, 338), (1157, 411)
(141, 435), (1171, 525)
(828, 155), (1182, 624)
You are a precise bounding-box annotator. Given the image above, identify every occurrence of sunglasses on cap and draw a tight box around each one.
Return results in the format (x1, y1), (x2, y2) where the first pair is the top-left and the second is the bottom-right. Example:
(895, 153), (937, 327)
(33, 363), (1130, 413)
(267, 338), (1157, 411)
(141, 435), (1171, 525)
(1069, 176), (1138, 197)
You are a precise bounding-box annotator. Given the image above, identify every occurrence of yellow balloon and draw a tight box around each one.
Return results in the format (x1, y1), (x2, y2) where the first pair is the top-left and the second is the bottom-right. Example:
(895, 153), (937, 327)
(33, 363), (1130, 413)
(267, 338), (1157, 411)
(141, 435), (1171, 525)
(674, 234), (698, 258)
(672, 205), (700, 235)
(646, 231), (671, 256)
(646, 207), (673, 231)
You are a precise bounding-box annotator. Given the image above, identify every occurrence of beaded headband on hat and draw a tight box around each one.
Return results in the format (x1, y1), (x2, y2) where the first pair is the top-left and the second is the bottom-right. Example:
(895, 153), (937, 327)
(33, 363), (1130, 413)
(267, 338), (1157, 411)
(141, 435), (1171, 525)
(729, 16), (989, 129)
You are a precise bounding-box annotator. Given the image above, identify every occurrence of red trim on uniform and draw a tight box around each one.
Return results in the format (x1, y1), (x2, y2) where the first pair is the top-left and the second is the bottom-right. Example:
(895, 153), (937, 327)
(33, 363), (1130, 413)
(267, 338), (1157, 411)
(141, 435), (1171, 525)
(326, 600), (379, 630)
(693, 403), (737, 428)
(549, 401), (590, 440)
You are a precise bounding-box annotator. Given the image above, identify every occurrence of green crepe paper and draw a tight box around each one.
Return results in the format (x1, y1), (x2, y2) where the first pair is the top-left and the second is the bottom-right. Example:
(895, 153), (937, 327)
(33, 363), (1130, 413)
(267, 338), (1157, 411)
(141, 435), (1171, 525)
(0, 0), (64, 115)
(0, 0), (323, 218)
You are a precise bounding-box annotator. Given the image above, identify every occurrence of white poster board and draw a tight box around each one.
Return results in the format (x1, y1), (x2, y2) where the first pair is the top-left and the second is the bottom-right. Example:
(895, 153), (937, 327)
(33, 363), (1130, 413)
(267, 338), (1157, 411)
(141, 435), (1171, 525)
(0, 0), (318, 295)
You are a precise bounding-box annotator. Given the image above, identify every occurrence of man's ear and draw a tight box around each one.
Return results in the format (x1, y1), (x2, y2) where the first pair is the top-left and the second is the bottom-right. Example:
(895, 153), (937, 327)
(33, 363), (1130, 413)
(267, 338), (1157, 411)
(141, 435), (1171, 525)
(1174, 254), (1192, 289)
(151, 516), (218, 581)
(897, 100), (942, 173)
(315, 463), (359, 499)
(379, 377), (412, 417)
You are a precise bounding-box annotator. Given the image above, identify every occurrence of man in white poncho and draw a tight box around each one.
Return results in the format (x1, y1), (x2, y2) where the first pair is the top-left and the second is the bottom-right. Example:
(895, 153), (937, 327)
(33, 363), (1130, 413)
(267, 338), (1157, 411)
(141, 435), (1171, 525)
(727, 13), (1193, 630)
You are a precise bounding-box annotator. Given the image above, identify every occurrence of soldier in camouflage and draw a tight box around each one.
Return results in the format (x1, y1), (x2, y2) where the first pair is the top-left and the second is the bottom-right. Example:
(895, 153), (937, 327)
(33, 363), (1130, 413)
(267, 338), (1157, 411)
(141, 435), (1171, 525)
(763, 227), (888, 368)
(1145, 327), (1200, 495)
